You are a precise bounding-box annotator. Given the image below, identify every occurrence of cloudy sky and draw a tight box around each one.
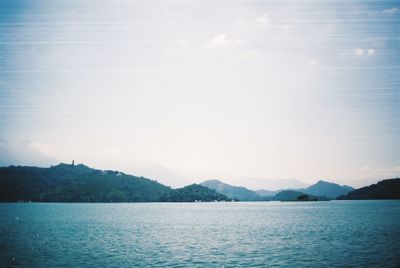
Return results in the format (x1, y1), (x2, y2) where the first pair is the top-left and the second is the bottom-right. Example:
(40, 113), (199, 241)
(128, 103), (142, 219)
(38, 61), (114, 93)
(1, 0), (399, 189)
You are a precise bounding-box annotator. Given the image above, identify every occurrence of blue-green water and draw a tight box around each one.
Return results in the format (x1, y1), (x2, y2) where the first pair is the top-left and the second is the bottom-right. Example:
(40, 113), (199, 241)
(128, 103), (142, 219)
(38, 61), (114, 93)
(0, 201), (399, 267)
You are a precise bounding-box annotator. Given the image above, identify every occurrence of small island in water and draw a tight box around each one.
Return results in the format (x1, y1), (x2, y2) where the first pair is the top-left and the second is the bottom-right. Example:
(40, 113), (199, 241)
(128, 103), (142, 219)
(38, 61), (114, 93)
(0, 163), (399, 202)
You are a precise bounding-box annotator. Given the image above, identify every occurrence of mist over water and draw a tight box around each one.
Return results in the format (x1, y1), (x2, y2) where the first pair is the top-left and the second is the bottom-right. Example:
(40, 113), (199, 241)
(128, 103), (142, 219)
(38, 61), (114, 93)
(1, 201), (399, 267)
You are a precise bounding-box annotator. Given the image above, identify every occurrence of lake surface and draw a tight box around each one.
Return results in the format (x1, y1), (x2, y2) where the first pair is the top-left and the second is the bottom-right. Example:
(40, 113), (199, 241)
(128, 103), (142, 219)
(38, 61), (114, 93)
(0, 201), (399, 267)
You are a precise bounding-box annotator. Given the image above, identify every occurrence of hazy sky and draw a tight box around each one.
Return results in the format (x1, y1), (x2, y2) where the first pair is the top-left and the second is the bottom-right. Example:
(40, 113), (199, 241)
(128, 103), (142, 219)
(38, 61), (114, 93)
(1, 0), (399, 189)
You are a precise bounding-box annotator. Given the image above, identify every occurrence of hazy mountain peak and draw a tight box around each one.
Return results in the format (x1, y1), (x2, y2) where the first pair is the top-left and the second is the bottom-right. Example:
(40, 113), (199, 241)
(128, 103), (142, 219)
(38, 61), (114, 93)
(200, 179), (261, 201)
(235, 177), (309, 191)
(202, 179), (224, 184)
(304, 180), (354, 199)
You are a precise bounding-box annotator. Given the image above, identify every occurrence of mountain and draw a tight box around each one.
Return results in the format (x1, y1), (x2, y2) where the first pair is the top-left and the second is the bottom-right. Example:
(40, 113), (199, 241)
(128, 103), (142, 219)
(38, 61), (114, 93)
(0, 163), (172, 202)
(234, 177), (309, 191)
(200, 179), (261, 201)
(0, 163), (234, 202)
(255, 189), (278, 197)
(272, 190), (306, 201)
(303, 180), (354, 199)
(337, 178), (400, 200)
(270, 190), (328, 201)
(160, 184), (231, 202)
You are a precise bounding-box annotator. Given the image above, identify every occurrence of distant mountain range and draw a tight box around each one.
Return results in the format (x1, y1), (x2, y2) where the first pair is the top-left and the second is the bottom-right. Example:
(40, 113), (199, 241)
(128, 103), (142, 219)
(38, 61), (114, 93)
(233, 177), (309, 191)
(254, 189), (278, 197)
(200, 180), (262, 201)
(337, 178), (400, 200)
(0, 164), (229, 202)
(200, 179), (353, 201)
(0, 163), (398, 202)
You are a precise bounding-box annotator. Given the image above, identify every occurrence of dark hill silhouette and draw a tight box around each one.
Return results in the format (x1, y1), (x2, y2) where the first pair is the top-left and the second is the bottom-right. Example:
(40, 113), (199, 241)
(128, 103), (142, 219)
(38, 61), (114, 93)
(1, 163), (398, 202)
(337, 178), (400, 200)
(272, 190), (307, 201)
(270, 190), (327, 201)
(0, 164), (232, 202)
(265, 190), (329, 201)
(0, 163), (172, 202)
(160, 184), (230, 202)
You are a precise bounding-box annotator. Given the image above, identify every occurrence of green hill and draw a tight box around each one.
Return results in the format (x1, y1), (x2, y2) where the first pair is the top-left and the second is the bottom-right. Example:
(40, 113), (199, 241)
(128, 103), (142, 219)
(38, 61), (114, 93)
(0, 163), (234, 202)
(160, 184), (231, 202)
(270, 190), (328, 201)
(271, 190), (307, 201)
(0, 163), (174, 202)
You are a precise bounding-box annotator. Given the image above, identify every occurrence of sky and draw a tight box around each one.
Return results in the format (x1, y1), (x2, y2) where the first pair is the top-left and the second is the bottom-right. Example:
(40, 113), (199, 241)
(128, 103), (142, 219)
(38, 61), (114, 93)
(0, 0), (399, 189)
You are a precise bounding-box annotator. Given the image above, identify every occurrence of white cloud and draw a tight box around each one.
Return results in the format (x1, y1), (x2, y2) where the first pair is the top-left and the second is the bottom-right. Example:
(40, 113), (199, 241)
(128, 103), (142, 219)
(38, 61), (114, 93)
(382, 7), (399, 14)
(257, 13), (271, 25)
(242, 49), (262, 58)
(354, 48), (364, 56)
(203, 34), (229, 48)
(29, 142), (56, 157)
(392, 165), (400, 173)
(359, 164), (400, 179)
(326, 24), (336, 33)
(0, 138), (59, 167)
(305, 58), (320, 67)
(354, 48), (376, 56)
(177, 39), (187, 48)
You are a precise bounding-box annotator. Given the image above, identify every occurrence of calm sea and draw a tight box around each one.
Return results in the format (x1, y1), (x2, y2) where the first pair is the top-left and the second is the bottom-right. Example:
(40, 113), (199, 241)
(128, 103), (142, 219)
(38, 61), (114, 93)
(0, 201), (399, 267)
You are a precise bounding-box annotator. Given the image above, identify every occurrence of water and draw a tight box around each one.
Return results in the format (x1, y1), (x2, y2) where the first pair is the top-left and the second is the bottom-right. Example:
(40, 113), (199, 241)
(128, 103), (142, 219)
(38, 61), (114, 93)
(0, 201), (399, 267)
